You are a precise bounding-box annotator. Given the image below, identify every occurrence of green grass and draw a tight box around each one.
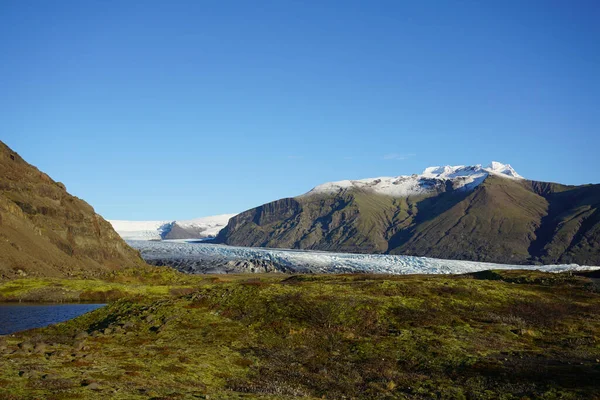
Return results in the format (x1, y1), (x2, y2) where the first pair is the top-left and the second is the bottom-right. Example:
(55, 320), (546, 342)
(1, 270), (599, 399)
(0, 277), (190, 302)
(0, 267), (284, 303)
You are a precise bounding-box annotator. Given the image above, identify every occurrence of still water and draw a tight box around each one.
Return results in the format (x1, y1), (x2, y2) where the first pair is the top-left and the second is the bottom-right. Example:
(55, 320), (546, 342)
(0, 303), (105, 335)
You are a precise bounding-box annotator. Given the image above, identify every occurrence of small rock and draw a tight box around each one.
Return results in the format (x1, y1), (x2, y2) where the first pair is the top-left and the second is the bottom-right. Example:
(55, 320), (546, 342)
(74, 341), (86, 350)
(74, 331), (89, 340)
(55, 350), (70, 357)
(18, 341), (33, 352)
(123, 321), (135, 330)
(33, 342), (47, 354)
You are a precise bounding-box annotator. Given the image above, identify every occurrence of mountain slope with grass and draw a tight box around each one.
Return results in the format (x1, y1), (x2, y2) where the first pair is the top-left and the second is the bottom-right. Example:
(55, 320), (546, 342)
(0, 141), (146, 279)
(216, 163), (600, 265)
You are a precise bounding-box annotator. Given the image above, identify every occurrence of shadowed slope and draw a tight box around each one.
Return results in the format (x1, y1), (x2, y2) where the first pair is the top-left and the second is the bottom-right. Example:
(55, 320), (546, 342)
(527, 181), (600, 265)
(0, 141), (145, 279)
(390, 176), (548, 262)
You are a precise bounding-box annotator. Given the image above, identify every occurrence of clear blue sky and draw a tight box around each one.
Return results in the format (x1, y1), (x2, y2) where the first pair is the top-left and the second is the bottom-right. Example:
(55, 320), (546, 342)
(1, 1), (598, 220)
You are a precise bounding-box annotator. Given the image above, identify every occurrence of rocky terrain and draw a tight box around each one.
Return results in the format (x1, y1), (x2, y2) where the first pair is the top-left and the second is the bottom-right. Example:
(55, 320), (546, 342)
(0, 141), (146, 279)
(216, 163), (600, 266)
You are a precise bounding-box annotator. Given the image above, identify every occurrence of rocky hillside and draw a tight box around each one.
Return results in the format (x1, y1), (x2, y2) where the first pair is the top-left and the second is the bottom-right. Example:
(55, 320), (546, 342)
(216, 164), (600, 266)
(0, 141), (146, 279)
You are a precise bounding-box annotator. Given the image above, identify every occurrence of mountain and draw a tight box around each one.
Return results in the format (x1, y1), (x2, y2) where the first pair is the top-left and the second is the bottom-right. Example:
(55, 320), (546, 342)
(0, 141), (146, 278)
(109, 214), (236, 241)
(215, 162), (600, 266)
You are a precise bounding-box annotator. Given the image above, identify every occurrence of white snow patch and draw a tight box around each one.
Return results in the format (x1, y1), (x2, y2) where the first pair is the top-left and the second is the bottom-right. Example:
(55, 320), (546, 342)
(108, 220), (172, 241)
(304, 162), (523, 197)
(109, 214), (236, 241)
(176, 214), (238, 238)
(486, 161), (522, 179)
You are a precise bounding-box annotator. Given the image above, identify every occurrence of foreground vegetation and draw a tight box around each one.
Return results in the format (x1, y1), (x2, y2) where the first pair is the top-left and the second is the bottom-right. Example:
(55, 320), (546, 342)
(0, 267), (256, 303)
(1, 270), (599, 399)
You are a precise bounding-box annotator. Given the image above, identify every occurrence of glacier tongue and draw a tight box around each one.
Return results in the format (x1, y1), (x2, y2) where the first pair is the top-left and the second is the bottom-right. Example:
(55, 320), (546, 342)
(129, 240), (598, 275)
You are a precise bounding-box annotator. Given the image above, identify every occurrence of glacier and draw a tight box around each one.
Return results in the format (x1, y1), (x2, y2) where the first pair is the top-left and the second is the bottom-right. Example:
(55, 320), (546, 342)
(129, 240), (599, 275)
(109, 214), (236, 241)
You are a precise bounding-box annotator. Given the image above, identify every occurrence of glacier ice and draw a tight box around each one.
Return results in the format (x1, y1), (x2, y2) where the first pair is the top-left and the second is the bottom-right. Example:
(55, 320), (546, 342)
(129, 240), (599, 275)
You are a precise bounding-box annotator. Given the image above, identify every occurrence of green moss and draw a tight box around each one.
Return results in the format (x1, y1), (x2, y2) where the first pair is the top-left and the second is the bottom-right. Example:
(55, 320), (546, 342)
(1, 271), (599, 399)
(0, 270), (284, 303)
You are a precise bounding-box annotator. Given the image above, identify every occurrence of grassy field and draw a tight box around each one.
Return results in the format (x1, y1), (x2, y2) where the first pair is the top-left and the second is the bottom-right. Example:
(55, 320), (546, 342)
(0, 267), (286, 303)
(1, 270), (599, 399)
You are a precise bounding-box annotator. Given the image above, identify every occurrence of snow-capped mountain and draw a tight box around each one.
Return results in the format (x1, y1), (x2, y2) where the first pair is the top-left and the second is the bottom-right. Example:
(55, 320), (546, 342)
(304, 161), (522, 197)
(216, 161), (600, 266)
(109, 214), (236, 241)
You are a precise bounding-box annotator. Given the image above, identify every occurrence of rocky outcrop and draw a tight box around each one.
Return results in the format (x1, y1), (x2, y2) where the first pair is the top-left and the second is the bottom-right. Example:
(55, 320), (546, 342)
(0, 141), (146, 279)
(146, 257), (288, 274)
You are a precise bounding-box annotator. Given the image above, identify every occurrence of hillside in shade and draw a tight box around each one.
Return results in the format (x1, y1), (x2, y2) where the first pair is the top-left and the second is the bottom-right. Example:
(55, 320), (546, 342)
(0, 141), (146, 279)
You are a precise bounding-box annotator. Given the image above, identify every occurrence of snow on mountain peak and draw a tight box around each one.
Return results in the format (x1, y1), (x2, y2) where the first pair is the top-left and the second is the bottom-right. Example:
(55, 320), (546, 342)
(421, 164), (482, 179)
(486, 161), (523, 179)
(304, 162), (523, 197)
(109, 214), (236, 241)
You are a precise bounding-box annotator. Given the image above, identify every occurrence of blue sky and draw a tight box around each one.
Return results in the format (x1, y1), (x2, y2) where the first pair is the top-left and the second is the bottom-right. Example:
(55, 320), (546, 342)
(1, 1), (599, 220)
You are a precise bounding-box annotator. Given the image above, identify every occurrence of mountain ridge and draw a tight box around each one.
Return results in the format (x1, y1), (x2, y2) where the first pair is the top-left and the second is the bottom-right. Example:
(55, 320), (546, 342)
(216, 162), (600, 266)
(303, 161), (522, 198)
